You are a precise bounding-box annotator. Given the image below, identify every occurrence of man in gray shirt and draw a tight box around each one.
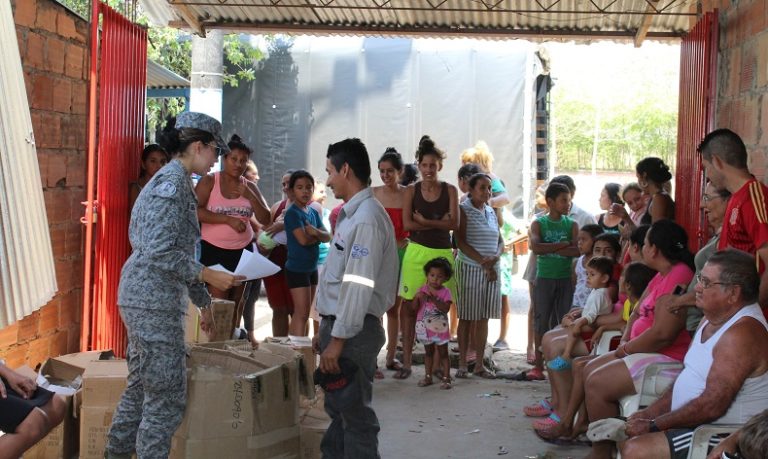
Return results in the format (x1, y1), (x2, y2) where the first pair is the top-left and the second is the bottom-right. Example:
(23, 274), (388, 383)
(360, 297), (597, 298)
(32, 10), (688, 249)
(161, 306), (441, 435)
(314, 138), (398, 458)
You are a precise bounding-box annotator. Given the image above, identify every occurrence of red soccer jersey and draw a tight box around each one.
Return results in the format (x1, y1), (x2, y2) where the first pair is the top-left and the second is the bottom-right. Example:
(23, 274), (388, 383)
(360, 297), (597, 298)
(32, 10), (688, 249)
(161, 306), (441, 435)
(718, 178), (768, 273)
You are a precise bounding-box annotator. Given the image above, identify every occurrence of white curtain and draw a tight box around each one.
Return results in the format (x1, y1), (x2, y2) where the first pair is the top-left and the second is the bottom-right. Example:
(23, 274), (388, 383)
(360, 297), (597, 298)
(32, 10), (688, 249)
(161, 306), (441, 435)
(0, 0), (58, 328)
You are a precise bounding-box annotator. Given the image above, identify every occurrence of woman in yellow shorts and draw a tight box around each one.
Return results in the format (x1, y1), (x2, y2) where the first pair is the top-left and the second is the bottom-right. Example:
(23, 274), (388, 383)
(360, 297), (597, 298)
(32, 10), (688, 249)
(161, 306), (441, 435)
(394, 135), (459, 380)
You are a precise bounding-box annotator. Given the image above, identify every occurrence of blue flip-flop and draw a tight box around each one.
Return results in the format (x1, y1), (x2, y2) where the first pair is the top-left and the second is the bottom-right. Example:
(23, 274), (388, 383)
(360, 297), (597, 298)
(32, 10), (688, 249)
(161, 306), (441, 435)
(547, 356), (572, 371)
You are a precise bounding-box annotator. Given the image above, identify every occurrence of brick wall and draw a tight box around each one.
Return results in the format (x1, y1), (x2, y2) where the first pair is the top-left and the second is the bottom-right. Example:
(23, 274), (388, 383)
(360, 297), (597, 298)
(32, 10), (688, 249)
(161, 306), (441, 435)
(0, 0), (88, 368)
(717, 0), (768, 178)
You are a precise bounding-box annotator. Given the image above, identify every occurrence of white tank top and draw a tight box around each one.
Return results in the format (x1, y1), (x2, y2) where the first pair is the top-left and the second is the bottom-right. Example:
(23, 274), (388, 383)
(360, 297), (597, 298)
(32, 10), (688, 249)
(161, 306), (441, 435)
(671, 303), (768, 423)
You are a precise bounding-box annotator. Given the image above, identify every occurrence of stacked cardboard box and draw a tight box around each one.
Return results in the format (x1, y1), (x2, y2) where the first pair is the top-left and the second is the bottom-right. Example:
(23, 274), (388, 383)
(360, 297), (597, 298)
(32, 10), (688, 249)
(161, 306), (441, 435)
(170, 342), (309, 459)
(79, 359), (129, 458)
(184, 299), (236, 343)
(22, 351), (117, 459)
(298, 389), (330, 459)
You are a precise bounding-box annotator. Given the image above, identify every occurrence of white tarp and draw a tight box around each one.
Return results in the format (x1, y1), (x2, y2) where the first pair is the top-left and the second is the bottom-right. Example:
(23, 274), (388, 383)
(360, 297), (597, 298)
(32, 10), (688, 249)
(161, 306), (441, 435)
(0, 0), (58, 328)
(223, 36), (535, 216)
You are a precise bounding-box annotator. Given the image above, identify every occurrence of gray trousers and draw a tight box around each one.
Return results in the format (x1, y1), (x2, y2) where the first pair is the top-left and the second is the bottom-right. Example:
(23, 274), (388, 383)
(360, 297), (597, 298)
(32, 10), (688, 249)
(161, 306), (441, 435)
(106, 306), (186, 459)
(319, 315), (386, 459)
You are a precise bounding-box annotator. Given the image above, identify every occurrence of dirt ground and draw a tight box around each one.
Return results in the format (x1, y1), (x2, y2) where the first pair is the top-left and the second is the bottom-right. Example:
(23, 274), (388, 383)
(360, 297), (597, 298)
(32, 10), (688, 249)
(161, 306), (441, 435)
(251, 254), (590, 458)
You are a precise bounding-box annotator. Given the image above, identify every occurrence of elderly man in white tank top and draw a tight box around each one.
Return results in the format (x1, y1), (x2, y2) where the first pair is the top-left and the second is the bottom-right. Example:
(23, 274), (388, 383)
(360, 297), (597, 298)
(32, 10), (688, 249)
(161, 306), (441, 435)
(618, 249), (768, 459)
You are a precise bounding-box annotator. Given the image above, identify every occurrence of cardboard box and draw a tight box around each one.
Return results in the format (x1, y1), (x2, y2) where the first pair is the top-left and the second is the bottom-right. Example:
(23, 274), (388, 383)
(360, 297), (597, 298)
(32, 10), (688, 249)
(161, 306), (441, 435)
(79, 360), (129, 459)
(265, 337), (317, 395)
(185, 299), (236, 343)
(170, 344), (305, 458)
(299, 417), (329, 459)
(23, 351), (114, 459)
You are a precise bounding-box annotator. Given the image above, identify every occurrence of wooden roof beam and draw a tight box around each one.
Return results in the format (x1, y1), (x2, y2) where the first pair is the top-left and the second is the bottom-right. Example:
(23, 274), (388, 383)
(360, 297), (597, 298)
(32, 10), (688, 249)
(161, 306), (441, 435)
(170, 1), (206, 36)
(634, 0), (660, 47)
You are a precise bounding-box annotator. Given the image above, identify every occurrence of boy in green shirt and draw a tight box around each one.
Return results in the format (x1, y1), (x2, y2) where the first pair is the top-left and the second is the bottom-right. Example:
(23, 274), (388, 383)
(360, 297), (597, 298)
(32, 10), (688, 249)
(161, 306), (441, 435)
(529, 182), (579, 379)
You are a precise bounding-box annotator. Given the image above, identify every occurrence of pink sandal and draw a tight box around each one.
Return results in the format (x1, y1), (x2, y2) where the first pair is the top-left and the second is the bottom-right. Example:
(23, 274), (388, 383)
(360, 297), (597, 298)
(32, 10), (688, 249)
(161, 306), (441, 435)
(532, 412), (562, 432)
(524, 399), (553, 417)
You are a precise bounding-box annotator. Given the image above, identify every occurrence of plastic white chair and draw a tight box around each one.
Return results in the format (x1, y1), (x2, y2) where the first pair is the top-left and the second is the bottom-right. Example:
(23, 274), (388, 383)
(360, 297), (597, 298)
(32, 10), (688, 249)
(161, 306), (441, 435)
(593, 330), (623, 356)
(686, 424), (740, 459)
(620, 361), (684, 417)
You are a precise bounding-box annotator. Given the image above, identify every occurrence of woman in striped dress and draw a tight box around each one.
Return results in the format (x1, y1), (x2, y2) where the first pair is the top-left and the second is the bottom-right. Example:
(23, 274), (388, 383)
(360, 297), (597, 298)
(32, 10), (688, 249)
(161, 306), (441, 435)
(455, 173), (503, 378)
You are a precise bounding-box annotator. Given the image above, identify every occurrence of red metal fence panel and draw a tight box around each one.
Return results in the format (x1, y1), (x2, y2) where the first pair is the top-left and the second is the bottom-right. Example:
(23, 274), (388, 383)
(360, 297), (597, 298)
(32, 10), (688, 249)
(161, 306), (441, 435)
(82, 2), (146, 355)
(675, 11), (718, 252)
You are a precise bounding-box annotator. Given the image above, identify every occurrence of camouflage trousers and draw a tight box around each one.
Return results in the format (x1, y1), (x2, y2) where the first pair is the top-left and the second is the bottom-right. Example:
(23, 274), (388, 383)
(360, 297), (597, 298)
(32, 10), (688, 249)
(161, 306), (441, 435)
(106, 306), (186, 459)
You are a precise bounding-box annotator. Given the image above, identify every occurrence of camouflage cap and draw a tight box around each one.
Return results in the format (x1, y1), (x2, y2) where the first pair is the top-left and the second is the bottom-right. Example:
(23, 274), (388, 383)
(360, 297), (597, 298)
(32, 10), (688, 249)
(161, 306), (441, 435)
(175, 111), (229, 156)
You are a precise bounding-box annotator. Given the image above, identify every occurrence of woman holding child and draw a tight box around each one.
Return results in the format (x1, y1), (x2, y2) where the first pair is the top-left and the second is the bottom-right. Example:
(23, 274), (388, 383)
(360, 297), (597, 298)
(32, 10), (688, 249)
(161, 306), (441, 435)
(582, 219), (694, 459)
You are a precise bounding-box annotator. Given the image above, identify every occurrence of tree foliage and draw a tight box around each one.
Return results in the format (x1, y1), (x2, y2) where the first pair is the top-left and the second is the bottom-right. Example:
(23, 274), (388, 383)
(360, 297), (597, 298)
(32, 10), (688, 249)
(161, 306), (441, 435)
(548, 43), (679, 172)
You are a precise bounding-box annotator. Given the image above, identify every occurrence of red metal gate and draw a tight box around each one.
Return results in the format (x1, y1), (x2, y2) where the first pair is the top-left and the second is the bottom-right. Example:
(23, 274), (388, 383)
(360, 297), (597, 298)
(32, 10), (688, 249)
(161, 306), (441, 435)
(81, 2), (147, 355)
(675, 11), (718, 252)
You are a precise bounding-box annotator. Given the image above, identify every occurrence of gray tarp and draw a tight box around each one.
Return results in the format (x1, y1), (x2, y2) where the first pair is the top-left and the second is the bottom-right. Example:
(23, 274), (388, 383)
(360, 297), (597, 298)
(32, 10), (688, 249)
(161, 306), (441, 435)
(223, 36), (534, 215)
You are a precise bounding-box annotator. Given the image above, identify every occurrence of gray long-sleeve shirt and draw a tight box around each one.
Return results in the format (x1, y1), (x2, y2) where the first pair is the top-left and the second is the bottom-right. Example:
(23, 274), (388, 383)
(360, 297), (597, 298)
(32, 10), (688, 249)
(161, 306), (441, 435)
(118, 159), (211, 312)
(315, 188), (398, 338)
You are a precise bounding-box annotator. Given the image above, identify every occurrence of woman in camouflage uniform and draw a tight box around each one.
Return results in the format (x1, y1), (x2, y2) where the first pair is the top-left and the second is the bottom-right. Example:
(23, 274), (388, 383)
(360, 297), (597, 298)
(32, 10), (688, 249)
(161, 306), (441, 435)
(105, 113), (243, 459)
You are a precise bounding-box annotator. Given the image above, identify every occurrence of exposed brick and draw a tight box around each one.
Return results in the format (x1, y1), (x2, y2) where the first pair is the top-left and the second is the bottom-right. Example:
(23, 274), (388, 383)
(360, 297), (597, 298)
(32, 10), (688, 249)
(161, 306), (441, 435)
(27, 335), (52, 369)
(44, 188), (72, 224)
(36, 112), (62, 148)
(38, 300), (61, 335)
(757, 32), (768, 89)
(49, 225), (66, 258)
(56, 11), (78, 41)
(740, 53), (756, 93)
(16, 30), (25, 61)
(3, 344), (30, 369)
(61, 115), (80, 148)
(12, 0), (36, 28)
(67, 327), (80, 354)
(54, 259), (75, 292)
(67, 151), (85, 186)
(65, 44), (84, 80)
(64, 222), (82, 257)
(69, 189), (86, 222)
(31, 73), (54, 110)
(35, 1), (57, 33)
(46, 36), (66, 74)
(26, 31), (45, 69)
(742, 95), (761, 145)
(59, 290), (81, 326)
(17, 311), (40, 342)
(0, 323), (19, 349)
(47, 152), (67, 187)
(761, 95), (768, 145)
(36, 149), (48, 185)
(49, 330), (69, 358)
(71, 80), (87, 114)
(53, 77), (72, 113)
(72, 16), (88, 43)
(23, 68), (33, 98)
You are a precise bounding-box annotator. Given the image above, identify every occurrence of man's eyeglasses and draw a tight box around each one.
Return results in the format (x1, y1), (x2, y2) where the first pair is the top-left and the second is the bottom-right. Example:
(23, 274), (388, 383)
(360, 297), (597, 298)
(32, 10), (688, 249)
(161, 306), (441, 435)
(701, 194), (723, 203)
(696, 272), (732, 289)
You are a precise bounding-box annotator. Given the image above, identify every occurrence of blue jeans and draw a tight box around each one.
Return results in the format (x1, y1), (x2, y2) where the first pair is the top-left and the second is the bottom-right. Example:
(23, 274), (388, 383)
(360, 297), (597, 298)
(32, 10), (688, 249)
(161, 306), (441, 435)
(319, 315), (386, 459)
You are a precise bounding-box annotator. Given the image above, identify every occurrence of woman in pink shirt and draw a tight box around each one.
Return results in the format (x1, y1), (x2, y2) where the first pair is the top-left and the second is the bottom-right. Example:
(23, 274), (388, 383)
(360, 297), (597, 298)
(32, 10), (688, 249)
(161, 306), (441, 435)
(195, 135), (271, 332)
(581, 220), (694, 459)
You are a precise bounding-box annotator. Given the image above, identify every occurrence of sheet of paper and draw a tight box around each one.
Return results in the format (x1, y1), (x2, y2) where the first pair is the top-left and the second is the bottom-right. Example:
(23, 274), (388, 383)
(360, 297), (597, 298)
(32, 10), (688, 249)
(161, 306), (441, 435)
(233, 247), (281, 280)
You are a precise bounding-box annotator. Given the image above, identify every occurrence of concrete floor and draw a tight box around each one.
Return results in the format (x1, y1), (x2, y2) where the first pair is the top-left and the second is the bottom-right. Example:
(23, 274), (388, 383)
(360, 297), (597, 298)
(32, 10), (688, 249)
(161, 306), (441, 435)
(250, 254), (590, 458)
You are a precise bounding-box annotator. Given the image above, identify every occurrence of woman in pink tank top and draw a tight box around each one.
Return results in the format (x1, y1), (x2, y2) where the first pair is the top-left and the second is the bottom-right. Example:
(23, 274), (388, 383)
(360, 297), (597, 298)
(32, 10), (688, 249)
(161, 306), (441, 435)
(195, 135), (271, 335)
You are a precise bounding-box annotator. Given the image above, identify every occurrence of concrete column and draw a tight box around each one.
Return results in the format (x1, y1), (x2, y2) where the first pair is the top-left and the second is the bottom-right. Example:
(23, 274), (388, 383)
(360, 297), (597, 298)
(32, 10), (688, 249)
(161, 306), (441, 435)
(190, 29), (223, 121)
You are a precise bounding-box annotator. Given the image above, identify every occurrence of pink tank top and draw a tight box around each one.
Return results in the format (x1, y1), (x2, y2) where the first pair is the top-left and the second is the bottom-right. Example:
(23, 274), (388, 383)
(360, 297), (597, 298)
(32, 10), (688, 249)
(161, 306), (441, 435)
(200, 172), (254, 249)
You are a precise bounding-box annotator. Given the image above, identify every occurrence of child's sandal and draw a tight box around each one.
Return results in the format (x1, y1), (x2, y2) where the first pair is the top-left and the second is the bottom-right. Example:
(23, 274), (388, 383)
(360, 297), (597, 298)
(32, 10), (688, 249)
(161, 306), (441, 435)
(440, 377), (452, 390)
(417, 375), (434, 387)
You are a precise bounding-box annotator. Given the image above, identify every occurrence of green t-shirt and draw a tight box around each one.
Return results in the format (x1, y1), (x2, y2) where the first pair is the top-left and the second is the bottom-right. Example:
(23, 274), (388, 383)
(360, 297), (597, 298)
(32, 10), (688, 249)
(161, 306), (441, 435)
(536, 214), (574, 279)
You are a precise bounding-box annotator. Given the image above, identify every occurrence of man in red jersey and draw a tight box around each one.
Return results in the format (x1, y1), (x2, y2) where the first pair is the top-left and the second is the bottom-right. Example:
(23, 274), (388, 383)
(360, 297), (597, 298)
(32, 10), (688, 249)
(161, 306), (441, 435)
(699, 128), (768, 308)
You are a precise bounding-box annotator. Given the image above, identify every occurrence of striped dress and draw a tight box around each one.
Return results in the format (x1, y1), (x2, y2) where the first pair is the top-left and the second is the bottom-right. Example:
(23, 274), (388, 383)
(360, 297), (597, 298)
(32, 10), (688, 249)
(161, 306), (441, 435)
(456, 200), (501, 320)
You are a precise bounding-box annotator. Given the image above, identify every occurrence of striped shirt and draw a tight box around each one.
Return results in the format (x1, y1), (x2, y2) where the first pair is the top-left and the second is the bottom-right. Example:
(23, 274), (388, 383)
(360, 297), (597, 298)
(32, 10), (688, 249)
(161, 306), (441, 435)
(718, 178), (768, 273)
(457, 200), (500, 266)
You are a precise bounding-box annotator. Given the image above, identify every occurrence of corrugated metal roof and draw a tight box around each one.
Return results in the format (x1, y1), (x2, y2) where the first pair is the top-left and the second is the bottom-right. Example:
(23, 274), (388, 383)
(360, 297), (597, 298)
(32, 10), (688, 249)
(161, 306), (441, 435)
(146, 59), (190, 89)
(142, 0), (698, 40)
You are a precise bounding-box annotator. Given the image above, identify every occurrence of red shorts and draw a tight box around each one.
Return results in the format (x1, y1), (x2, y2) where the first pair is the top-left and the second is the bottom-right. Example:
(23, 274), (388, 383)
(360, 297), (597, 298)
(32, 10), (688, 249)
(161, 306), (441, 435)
(263, 245), (294, 313)
(581, 331), (594, 353)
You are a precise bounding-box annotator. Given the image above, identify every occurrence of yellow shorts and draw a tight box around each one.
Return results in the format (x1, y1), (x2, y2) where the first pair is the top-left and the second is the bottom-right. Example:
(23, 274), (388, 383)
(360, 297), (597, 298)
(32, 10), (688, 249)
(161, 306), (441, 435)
(398, 242), (456, 301)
